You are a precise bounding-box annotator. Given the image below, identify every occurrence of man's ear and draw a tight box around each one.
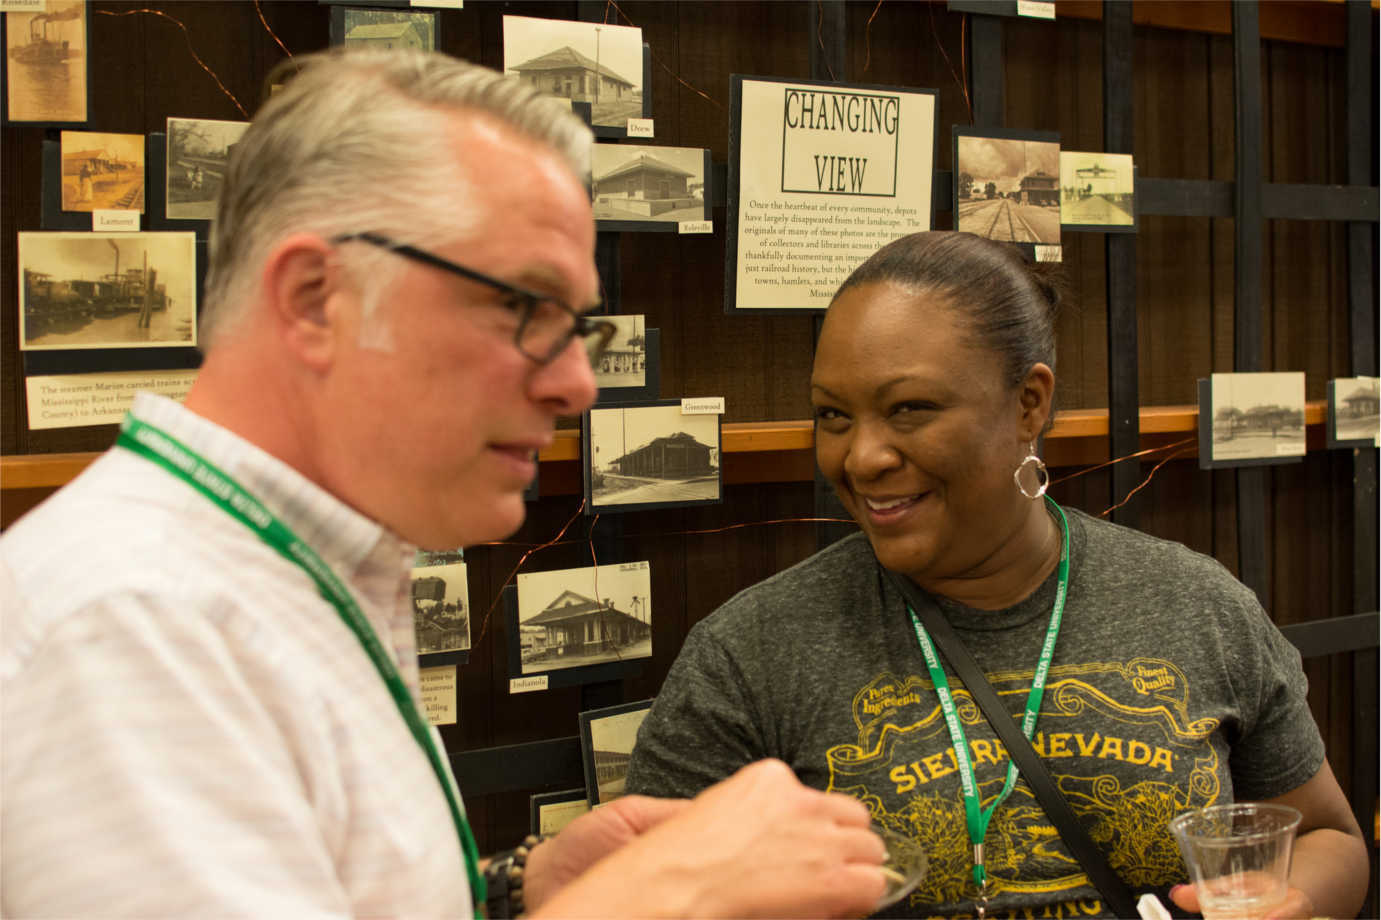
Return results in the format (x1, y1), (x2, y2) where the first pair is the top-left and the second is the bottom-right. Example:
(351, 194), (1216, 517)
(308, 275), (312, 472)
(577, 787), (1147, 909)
(259, 233), (351, 371)
(1018, 361), (1056, 440)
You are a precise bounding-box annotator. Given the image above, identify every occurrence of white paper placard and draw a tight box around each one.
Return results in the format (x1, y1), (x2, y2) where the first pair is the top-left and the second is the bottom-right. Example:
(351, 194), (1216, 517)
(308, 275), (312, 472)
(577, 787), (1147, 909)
(678, 220), (713, 234)
(420, 666), (457, 726)
(412, 0), (461, 6)
(0, 0), (47, 11)
(510, 675), (549, 694)
(626, 118), (655, 138)
(1034, 244), (1063, 262)
(93, 210), (140, 232)
(681, 397), (724, 415)
(25, 370), (198, 430)
(1017, 1), (1056, 19)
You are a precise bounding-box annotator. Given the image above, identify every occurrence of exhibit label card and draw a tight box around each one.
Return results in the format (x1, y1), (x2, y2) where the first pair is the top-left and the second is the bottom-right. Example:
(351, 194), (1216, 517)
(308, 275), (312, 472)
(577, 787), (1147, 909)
(729, 76), (936, 311)
(420, 665), (457, 726)
(26, 369), (197, 430)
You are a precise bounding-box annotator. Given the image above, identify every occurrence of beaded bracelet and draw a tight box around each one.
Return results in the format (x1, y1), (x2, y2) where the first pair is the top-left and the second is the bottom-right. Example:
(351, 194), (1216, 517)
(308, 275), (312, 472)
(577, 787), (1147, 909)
(484, 834), (544, 919)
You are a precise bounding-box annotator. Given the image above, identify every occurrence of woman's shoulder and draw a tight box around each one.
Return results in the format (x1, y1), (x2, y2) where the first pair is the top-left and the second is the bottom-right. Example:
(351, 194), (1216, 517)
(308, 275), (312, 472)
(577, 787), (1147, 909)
(1065, 506), (1259, 609)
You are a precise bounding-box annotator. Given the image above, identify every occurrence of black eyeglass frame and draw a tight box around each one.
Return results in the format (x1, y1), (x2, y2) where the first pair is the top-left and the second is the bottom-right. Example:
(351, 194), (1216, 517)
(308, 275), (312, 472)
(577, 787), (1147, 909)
(331, 231), (616, 366)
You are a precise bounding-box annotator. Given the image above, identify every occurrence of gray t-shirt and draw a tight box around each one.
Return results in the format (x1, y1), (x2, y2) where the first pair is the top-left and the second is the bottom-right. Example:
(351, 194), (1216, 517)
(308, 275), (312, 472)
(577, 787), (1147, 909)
(626, 508), (1323, 919)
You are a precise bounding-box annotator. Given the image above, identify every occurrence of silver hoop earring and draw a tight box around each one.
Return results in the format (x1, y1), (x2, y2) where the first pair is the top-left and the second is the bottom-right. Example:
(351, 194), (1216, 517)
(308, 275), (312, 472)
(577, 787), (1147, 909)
(1013, 442), (1048, 500)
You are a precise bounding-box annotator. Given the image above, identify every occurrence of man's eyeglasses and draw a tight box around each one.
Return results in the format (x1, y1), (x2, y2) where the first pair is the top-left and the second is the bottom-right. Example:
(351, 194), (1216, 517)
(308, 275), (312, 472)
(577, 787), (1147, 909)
(332, 231), (617, 367)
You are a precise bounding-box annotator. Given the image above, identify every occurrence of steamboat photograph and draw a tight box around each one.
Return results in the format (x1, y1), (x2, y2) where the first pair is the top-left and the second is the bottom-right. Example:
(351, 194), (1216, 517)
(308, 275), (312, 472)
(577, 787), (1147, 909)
(19, 232), (197, 350)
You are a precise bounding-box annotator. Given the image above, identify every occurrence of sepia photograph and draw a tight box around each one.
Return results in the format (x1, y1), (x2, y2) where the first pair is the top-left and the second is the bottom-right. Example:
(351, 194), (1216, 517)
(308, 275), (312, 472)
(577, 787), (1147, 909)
(578, 698), (653, 806)
(411, 555), (470, 656)
(19, 231), (197, 350)
(1059, 151), (1135, 230)
(60, 130), (144, 213)
(516, 561), (652, 677)
(954, 129), (1062, 245)
(5, 1), (87, 124)
(585, 401), (722, 512)
(165, 117), (249, 221)
(595, 315), (647, 390)
(1328, 376), (1380, 447)
(332, 6), (437, 51)
(530, 788), (591, 836)
(1209, 371), (1307, 462)
(503, 15), (643, 129)
(592, 145), (707, 227)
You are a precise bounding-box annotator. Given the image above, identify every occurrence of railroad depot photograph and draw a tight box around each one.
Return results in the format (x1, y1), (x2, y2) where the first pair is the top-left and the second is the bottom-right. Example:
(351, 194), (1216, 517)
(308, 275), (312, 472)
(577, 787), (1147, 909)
(5, 0), (87, 123)
(19, 231), (197, 350)
(165, 117), (250, 221)
(587, 403), (721, 510)
(595, 314), (647, 389)
(338, 8), (436, 52)
(61, 131), (144, 213)
(1059, 151), (1135, 229)
(579, 699), (653, 805)
(410, 558), (470, 655)
(1331, 376), (1380, 443)
(516, 561), (652, 676)
(592, 145), (706, 224)
(503, 15), (643, 128)
(955, 132), (1062, 245)
(1210, 371), (1308, 462)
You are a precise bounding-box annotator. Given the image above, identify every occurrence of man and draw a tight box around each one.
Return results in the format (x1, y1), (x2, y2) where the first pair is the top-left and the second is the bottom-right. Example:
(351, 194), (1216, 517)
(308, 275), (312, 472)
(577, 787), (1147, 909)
(1, 50), (888, 918)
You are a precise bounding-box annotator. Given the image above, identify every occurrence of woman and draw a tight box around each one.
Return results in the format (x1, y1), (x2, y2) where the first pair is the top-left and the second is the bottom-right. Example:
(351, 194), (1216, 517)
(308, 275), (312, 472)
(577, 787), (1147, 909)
(625, 232), (1368, 919)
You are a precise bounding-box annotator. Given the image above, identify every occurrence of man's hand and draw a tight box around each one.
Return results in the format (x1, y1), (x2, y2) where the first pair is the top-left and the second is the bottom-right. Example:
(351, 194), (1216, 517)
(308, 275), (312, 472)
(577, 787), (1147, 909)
(529, 759), (888, 919)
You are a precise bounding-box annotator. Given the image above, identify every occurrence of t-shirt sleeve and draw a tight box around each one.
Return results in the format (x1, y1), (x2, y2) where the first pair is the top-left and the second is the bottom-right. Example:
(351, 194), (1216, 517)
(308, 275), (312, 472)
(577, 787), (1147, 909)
(626, 619), (767, 799)
(1225, 594), (1326, 801)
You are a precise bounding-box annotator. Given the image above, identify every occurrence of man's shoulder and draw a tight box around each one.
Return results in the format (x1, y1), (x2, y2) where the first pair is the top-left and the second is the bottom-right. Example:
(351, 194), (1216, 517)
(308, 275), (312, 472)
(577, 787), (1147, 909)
(1, 451), (287, 672)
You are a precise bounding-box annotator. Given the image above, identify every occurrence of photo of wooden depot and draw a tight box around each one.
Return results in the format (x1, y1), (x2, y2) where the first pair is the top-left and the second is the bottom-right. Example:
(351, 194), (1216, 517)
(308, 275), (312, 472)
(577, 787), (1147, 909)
(61, 131), (144, 213)
(592, 145), (705, 223)
(516, 562), (652, 676)
(503, 15), (642, 128)
(1332, 377), (1380, 443)
(341, 9), (435, 51)
(595, 315), (646, 389)
(1210, 371), (1308, 462)
(588, 404), (721, 509)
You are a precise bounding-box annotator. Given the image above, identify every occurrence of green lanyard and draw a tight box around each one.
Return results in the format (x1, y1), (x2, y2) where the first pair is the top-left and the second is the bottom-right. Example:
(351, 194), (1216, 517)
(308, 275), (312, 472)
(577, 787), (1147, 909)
(905, 497), (1070, 895)
(116, 415), (486, 910)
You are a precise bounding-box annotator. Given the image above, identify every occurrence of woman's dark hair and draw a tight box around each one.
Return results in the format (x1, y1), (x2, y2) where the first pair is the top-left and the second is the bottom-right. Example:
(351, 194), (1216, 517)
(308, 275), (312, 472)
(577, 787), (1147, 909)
(831, 231), (1063, 387)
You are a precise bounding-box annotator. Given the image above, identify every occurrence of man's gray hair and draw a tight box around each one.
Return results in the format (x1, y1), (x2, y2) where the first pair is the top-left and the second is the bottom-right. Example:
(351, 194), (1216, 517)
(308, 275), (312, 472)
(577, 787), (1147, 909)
(200, 48), (593, 349)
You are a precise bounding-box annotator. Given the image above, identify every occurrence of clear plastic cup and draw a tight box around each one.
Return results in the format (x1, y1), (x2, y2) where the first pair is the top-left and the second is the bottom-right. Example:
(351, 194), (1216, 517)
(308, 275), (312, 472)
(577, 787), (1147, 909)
(1168, 803), (1302, 920)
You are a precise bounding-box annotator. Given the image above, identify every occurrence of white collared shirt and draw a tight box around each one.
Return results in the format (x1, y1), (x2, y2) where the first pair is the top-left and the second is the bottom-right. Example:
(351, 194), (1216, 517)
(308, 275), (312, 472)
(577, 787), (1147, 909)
(1, 394), (472, 918)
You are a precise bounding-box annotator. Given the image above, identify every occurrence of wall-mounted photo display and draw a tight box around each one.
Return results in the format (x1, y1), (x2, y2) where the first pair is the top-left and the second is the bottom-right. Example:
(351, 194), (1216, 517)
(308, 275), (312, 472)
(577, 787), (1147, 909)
(18, 231), (198, 351)
(165, 117), (250, 222)
(411, 551), (470, 663)
(59, 131), (144, 213)
(512, 560), (652, 688)
(594, 326), (659, 406)
(530, 788), (591, 837)
(1058, 150), (1136, 232)
(725, 75), (937, 313)
(578, 698), (653, 807)
(329, 5), (439, 50)
(1198, 371), (1308, 470)
(3, 0), (88, 125)
(592, 145), (710, 232)
(1327, 376), (1380, 448)
(503, 15), (646, 136)
(954, 127), (1062, 261)
(583, 400), (722, 513)
(595, 315), (647, 389)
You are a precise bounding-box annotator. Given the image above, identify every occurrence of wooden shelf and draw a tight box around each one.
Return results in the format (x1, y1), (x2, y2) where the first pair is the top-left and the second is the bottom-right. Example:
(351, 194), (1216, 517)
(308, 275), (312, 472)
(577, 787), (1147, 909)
(0, 401), (1333, 504)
